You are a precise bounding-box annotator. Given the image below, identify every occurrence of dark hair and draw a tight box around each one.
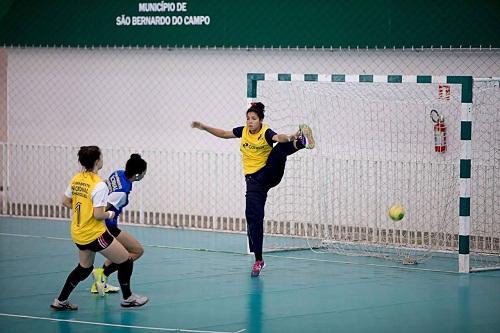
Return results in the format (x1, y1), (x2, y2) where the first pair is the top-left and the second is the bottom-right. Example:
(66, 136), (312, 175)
(78, 146), (101, 171)
(125, 153), (147, 178)
(247, 102), (265, 120)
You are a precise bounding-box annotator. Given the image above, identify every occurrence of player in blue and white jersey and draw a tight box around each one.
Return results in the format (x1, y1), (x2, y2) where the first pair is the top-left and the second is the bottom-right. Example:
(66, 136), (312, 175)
(90, 153), (148, 295)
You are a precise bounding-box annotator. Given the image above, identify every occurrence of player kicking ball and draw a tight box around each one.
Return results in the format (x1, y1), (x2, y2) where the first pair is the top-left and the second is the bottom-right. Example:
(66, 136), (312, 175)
(192, 102), (314, 277)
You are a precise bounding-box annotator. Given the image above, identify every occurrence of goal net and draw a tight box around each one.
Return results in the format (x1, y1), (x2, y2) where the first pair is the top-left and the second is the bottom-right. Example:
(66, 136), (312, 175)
(469, 79), (500, 272)
(253, 74), (499, 270)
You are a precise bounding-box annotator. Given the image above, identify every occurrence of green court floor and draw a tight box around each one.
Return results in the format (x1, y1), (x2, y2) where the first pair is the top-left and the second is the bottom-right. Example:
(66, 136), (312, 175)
(1, 217), (499, 333)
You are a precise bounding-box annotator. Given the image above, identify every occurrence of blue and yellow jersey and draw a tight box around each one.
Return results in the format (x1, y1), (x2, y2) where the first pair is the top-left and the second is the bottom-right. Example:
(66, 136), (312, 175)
(105, 170), (133, 227)
(233, 124), (276, 175)
(67, 172), (107, 245)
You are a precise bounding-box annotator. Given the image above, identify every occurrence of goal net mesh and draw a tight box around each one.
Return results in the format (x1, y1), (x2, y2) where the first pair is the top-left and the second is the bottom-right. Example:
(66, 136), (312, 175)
(258, 79), (464, 264)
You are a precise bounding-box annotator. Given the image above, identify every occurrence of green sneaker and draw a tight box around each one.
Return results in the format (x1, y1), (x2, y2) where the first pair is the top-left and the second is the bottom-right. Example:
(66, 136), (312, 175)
(299, 124), (315, 149)
(90, 282), (98, 293)
(92, 268), (106, 296)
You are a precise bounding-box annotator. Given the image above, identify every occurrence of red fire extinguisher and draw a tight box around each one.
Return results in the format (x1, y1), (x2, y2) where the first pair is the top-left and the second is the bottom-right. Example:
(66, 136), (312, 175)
(430, 109), (446, 153)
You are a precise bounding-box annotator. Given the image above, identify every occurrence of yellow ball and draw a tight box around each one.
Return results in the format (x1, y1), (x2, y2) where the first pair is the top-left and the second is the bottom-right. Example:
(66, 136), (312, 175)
(388, 204), (405, 221)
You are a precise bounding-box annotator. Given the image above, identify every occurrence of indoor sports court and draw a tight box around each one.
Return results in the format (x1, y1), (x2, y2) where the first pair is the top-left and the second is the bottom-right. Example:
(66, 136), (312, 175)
(1, 216), (500, 333)
(1, 1), (499, 333)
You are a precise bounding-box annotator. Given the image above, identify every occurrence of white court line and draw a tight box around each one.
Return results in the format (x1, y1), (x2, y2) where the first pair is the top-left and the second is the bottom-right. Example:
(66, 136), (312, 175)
(0, 232), (458, 274)
(0, 232), (69, 241)
(0, 232), (243, 254)
(0, 313), (246, 333)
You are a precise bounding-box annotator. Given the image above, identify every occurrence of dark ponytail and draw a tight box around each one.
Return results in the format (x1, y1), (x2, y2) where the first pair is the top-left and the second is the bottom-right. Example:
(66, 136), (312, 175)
(247, 102), (265, 120)
(124, 154), (147, 178)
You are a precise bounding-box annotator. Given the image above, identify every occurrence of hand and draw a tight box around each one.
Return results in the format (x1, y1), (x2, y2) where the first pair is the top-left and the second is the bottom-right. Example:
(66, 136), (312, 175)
(107, 211), (115, 220)
(191, 121), (203, 130)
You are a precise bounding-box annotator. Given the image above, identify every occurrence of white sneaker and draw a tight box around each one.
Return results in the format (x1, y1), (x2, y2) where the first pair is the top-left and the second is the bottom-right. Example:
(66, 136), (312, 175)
(50, 298), (78, 311)
(104, 283), (120, 293)
(91, 282), (120, 294)
(121, 293), (149, 308)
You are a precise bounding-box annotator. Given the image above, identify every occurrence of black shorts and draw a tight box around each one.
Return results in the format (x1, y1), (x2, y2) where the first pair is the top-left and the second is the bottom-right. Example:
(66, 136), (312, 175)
(76, 230), (114, 252)
(106, 224), (122, 238)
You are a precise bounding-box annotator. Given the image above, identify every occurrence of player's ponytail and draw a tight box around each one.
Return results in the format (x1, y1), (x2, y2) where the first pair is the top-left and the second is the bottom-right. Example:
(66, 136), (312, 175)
(125, 154), (147, 178)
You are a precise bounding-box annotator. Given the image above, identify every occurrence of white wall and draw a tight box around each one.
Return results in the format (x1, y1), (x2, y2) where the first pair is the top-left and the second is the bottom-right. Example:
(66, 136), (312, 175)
(2, 48), (499, 246)
(6, 48), (500, 150)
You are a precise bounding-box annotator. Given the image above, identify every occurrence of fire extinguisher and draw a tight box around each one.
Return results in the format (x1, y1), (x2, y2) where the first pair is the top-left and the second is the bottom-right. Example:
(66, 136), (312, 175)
(430, 109), (446, 153)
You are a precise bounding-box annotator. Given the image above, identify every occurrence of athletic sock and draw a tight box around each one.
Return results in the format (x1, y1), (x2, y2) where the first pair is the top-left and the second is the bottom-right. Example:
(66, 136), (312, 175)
(103, 262), (119, 277)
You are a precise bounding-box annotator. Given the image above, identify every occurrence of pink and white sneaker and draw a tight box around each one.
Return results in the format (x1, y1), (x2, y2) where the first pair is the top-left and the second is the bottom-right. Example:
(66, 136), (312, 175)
(251, 260), (266, 277)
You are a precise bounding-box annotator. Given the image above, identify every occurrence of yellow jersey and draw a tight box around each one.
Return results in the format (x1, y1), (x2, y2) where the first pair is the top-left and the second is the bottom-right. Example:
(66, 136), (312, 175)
(67, 172), (107, 245)
(239, 124), (273, 175)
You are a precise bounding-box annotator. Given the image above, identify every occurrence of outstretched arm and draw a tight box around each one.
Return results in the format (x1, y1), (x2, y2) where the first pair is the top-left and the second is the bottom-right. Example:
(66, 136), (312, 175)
(191, 121), (236, 139)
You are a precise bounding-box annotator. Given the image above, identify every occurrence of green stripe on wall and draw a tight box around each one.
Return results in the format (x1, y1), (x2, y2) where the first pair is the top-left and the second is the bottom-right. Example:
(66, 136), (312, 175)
(461, 121), (472, 140)
(459, 235), (470, 254)
(460, 159), (471, 179)
(459, 197), (470, 217)
(1, 1), (499, 48)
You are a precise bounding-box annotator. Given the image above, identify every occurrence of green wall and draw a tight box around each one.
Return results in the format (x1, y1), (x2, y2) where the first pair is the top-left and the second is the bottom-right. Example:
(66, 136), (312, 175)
(1, 0), (499, 48)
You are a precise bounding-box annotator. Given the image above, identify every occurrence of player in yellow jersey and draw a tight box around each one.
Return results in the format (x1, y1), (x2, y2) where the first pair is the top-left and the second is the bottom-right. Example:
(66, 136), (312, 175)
(50, 146), (148, 310)
(192, 102), (314, 277)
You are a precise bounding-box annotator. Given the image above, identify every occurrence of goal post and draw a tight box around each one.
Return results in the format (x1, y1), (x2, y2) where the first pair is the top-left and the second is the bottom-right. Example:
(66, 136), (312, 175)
(447, 76), (473, 274)
(246, 72), (498, 273)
